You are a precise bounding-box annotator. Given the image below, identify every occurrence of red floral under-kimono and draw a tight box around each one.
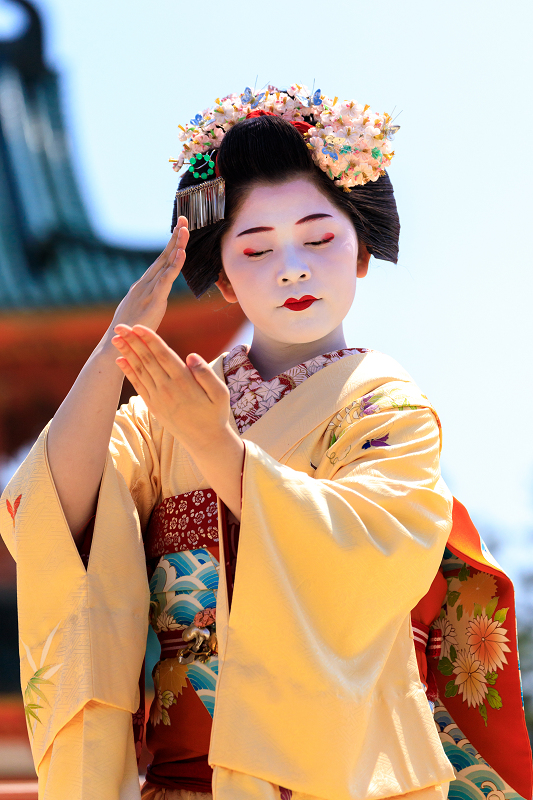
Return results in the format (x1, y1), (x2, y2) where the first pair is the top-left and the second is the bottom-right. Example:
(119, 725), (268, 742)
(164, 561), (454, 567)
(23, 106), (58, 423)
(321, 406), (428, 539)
(135, 345), (532, 800)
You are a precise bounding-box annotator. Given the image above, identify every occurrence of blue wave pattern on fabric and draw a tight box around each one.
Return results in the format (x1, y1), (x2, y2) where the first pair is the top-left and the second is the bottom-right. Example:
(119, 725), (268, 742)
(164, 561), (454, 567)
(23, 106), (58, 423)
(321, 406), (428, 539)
(186, 660), (219, 718)
(149, 548), (220, 717)
(434, 702), (523, 800)
(149, 548), (219, 626)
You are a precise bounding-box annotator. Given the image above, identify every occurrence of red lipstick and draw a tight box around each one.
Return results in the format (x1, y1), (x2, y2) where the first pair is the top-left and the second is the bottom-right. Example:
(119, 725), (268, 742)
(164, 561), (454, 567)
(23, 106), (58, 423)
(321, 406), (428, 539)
(283, 295), (318, 311)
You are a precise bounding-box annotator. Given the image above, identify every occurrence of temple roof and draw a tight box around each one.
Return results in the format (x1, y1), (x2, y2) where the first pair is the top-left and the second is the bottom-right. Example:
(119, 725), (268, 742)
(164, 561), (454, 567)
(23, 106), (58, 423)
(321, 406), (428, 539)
(0, 0), (186, 310)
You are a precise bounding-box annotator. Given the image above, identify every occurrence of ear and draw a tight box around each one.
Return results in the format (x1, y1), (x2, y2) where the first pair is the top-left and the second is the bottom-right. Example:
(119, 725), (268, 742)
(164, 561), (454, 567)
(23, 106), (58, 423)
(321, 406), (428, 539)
(215, 269), (239, 303)
(356, 241), (371, 278)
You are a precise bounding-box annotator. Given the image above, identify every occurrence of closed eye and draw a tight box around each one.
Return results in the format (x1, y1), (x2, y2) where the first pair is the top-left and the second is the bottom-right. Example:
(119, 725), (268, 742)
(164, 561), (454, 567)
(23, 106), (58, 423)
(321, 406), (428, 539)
(243, 234), (334, 258)
(306, 233), (335, 246)
(243, 248), (273, 258)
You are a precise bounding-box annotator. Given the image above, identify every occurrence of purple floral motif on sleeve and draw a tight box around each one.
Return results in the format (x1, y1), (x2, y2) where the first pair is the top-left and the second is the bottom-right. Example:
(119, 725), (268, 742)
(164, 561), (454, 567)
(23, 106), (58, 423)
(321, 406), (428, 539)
(362, 433), (390, 450)
(360, 393), (380, 415)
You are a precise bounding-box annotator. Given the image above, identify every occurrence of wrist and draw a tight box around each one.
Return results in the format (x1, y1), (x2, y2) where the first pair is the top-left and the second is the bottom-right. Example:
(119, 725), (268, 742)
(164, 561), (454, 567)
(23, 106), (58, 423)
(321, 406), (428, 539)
(188, 424), (244, 519)
(94, 330), (127, 368)
(193, 423), (243, 461)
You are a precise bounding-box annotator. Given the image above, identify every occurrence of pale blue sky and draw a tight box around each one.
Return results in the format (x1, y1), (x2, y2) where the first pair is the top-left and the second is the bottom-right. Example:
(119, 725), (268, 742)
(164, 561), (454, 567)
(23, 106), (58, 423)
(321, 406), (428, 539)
(1, 0), (532, 589)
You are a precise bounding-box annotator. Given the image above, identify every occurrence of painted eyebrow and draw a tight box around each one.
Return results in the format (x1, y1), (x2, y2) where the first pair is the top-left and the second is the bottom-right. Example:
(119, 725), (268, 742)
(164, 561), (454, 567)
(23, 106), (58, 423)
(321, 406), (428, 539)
(236, 213), (333, 237)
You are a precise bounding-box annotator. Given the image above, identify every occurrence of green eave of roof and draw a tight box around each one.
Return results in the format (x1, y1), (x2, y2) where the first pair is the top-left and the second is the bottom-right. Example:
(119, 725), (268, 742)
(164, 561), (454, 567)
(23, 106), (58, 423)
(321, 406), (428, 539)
(0, 1), (188, 311)
(0, 233), (189, 311)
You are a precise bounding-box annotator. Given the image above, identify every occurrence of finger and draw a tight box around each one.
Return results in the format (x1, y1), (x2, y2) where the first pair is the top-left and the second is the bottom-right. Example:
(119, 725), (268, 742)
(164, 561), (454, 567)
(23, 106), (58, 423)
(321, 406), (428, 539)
(186, 353), (229, 404)
(112, 335), (159, 393)
(148, 223), (182, 273)
(113, 327), (170, 385)
(115, 357), (151, 402)
(144, 218), (189, 282)
(166, 218), (189, 258)
(162, 216), (188, 260)
(144, 223), (190, 292)
(158, 240), (188, 287)
(128, 325), (189, 380)
(165, 224), (190, 270)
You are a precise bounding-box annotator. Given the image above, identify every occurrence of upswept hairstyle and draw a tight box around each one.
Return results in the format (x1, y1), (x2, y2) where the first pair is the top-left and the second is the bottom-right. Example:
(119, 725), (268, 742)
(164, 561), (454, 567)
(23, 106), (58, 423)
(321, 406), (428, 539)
(172, 115), (400, 298)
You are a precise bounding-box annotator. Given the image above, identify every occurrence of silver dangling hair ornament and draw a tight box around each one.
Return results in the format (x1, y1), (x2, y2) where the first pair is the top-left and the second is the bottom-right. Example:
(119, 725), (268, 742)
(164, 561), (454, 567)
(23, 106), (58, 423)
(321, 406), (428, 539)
(171, 168), (226, 232)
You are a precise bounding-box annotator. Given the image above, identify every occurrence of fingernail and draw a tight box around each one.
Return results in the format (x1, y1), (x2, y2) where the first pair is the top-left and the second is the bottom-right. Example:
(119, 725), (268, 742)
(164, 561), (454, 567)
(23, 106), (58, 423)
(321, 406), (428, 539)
(188, 354), (202, 367)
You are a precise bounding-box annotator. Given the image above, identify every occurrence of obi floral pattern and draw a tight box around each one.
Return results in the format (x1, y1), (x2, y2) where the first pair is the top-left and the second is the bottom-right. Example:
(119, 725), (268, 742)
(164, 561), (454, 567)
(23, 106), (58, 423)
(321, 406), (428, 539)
(433, 547), (510, 725)
(224, 345), (368, 434)
(145, 490), (219, 559)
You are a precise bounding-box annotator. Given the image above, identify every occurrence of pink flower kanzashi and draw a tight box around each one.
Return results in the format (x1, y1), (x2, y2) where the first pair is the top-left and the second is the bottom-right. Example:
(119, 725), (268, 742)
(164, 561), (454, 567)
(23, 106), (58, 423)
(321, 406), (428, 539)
(174, 86), (395, 189)
(453, 649), (488, 708)
(467, 614), (511, 672)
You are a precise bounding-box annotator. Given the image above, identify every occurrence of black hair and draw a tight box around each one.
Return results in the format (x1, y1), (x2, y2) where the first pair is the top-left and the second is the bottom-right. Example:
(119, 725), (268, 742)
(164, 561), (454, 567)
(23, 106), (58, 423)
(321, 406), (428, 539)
(172, 115), (400, 298)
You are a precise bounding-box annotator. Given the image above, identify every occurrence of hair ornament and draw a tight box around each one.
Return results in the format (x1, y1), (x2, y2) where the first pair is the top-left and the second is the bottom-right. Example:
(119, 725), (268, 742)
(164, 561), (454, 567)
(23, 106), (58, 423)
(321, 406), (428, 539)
(172, 83), (399, 191)
(174, 176), (225, 231)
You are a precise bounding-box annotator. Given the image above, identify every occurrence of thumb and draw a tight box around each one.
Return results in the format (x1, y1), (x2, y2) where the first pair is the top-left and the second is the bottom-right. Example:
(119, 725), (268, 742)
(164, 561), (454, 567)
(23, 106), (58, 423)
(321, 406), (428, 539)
(186, 353), (228, 402)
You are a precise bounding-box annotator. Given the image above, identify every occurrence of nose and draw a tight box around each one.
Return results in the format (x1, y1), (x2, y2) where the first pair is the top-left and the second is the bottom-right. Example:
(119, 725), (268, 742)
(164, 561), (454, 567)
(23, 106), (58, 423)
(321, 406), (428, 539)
(276, 252), (311, 286)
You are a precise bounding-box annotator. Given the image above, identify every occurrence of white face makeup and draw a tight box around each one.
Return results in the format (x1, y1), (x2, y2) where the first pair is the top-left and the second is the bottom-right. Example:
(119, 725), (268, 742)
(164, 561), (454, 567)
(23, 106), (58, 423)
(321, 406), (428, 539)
(218, 178), (365, 347)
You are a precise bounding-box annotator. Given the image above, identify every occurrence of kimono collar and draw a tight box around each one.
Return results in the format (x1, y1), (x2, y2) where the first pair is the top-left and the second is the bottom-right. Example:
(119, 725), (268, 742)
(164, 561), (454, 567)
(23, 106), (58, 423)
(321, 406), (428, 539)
(211, 348), (416, 463)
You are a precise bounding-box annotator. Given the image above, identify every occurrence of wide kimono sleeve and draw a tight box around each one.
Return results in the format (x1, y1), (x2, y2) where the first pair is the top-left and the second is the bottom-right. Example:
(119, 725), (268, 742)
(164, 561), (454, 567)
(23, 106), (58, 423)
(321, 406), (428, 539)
(209, 402), (456, 800)
(0, 394), (162, 800)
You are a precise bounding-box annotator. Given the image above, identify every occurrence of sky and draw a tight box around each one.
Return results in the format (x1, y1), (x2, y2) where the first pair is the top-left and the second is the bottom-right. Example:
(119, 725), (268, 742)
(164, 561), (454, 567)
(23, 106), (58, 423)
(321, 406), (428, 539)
(1, 0), (532, 591)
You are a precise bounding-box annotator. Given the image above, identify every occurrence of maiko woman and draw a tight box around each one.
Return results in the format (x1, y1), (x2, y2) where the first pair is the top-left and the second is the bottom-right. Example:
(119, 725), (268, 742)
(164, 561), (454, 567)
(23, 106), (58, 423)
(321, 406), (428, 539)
(1, 84), (531, 800)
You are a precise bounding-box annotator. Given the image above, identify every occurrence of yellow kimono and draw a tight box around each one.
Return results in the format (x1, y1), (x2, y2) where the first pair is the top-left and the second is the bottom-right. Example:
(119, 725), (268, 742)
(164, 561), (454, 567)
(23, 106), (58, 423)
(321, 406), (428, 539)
(0, 349), (456, 800)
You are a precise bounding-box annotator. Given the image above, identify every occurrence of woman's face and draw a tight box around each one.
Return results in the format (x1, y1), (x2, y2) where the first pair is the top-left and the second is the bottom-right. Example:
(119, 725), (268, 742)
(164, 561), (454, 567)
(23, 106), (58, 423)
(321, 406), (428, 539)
(217, 177), (369, 345)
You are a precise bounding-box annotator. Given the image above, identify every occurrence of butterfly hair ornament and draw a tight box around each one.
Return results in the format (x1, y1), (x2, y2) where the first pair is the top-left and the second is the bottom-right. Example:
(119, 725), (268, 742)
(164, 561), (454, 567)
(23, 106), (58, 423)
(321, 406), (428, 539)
(170, 83), (400, 231)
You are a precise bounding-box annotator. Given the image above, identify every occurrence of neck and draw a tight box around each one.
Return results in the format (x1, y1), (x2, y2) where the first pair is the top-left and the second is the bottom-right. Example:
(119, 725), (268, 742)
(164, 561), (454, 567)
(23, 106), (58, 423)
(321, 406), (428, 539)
(247, 325), (348, 382)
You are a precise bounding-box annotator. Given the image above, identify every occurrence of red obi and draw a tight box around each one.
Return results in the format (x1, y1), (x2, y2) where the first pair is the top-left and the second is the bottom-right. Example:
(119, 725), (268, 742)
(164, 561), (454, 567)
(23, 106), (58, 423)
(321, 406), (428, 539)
(142, 489), (239, 794)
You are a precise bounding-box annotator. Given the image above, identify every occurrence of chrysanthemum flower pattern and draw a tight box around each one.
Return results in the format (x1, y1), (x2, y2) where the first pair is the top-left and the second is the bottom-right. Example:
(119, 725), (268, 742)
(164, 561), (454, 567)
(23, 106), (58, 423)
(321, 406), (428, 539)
(432, 617), (458, 659)
(457, 572), (497, 615)
(436, 552), (508, 726)
(466, 614), (510, 672)
(453, 649), (489, 708)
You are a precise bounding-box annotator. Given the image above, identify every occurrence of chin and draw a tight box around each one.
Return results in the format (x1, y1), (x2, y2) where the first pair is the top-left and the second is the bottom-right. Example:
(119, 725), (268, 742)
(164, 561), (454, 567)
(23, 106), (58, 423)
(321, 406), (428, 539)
(273, 325), (338, 346)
